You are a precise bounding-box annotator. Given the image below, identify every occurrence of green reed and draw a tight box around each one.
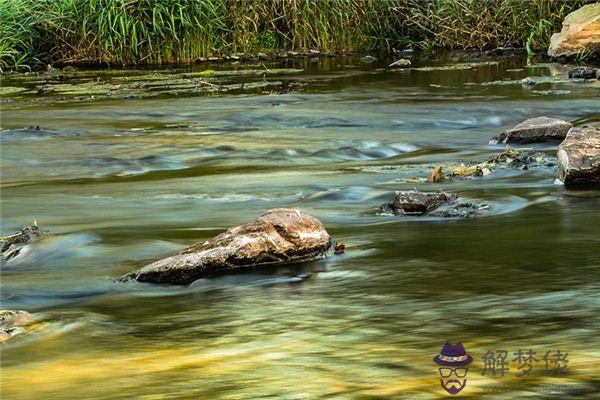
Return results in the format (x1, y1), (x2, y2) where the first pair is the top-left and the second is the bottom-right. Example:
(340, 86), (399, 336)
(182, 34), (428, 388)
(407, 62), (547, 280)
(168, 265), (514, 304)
(0, 0), (593, 71)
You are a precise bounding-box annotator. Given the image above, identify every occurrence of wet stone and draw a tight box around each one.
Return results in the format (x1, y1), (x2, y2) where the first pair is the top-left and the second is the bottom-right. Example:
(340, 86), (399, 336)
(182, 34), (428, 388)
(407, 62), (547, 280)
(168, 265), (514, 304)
(0, 310), (32, 342)
(393, 48), (414, 58)
(388, 59), (411, 69)
(379, 190), (489, 218)
(381, 190), (457, 216)
(360, 55), (377, 63)
(486, 148), (547, 169)
(521, 77), (536, 86)
(1, 224), (45, 261)
(490, 117), (573, 144)
(568, 67), (598, 79)
(127, 208), (334, 285)
(557, 126), (600, 185)
(430, 202), (490, 218)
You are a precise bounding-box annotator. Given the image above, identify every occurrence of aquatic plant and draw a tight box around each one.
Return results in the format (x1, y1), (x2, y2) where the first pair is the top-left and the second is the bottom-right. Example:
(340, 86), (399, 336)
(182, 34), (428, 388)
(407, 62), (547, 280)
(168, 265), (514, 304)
(0, 0), (594, 71)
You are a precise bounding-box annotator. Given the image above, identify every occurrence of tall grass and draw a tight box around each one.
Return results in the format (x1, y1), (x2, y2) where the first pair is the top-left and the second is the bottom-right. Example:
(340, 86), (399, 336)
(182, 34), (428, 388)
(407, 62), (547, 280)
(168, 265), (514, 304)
(0, 0), (594, 71)
(0, 0), (45, 72)
(403, 0), (585, 52)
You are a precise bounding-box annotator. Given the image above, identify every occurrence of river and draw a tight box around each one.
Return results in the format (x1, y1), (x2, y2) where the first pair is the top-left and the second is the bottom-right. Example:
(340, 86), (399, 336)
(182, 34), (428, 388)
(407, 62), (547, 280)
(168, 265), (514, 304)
(1, 56), (599, 399)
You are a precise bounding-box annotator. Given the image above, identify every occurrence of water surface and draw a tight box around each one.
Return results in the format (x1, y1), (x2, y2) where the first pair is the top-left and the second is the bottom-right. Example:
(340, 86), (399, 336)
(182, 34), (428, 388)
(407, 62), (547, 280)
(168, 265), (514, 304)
(1, 56), (600, 399)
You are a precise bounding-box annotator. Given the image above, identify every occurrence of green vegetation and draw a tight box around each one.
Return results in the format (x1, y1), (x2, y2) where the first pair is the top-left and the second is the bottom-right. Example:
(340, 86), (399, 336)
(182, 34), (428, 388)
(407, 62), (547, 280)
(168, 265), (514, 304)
(0, 0), (593, 71)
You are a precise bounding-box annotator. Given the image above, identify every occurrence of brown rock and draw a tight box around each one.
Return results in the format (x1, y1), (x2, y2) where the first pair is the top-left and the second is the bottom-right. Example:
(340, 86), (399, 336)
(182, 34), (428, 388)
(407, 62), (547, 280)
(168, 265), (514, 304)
(548, 3), (600, 59)
(557, 126), (600, 185)
(490, 117), (572, 144)
(129, 208), (333, 284)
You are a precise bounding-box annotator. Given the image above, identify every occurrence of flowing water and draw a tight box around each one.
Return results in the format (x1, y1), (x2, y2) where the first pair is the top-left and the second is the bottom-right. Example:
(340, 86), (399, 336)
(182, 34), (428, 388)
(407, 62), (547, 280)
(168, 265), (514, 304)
(1, 56), (600, 399)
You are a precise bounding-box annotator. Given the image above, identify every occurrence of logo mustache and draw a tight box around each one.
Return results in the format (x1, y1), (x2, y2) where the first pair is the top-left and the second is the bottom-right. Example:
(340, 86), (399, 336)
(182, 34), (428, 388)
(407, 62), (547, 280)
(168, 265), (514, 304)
(444, 379), (463, 388)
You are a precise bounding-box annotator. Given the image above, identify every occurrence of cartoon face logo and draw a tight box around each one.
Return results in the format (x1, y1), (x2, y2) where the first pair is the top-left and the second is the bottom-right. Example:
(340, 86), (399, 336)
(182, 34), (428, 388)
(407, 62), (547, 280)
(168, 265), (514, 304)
(433, 342), (473, 395)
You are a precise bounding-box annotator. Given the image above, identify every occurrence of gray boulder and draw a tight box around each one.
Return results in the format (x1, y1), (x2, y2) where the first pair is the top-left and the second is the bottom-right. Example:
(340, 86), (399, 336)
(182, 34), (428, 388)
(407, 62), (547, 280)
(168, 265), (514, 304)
(129, 208), (333, 284)
(490, 117), (573, 144)
(557, 126), (600, 185)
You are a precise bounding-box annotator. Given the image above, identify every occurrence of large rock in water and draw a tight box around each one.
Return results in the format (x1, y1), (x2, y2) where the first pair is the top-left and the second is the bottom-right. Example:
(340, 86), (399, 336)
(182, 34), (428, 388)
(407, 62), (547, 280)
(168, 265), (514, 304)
(548, 3), (600, 59)
(129, 208), (333, 284)
(557, 126), (600, 185)
(489, 117), (572, 144)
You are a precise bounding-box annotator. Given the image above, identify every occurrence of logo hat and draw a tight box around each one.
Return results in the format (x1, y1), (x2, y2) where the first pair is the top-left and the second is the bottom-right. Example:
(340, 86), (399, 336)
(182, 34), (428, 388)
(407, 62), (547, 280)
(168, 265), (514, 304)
(433, 342), (473, 367)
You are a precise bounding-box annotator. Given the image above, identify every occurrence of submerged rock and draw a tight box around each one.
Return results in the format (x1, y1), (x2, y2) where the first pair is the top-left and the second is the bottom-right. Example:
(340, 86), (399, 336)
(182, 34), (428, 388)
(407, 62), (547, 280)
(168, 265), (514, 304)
(568, 66), (598, 79)
(490, 117), (573, 144)
(128, 208), (333, 284)
(486, 148), (546, 170)
(1, 224), (45, 261)
(557, 126), (600, 185)
(334, 243), (346, 254)
(393, 48), (414, 58)
(0, 126), (57, 140)
(408, 149), (545, 185)
(432, 202), (490, 218)
(388, 59), (411, 69)
(380, 190), (457, 216)
(520, 77), (536, 86)
(360, 55), (377, 63)
(548, 3), (600, 59)
(0, 310), (32, 342)
(379, 190), (488, 218)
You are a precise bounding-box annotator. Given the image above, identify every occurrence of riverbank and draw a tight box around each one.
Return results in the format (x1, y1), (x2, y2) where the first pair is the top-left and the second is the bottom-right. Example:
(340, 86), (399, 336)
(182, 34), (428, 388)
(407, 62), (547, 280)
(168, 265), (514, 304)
(0, 0), (593, 72)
